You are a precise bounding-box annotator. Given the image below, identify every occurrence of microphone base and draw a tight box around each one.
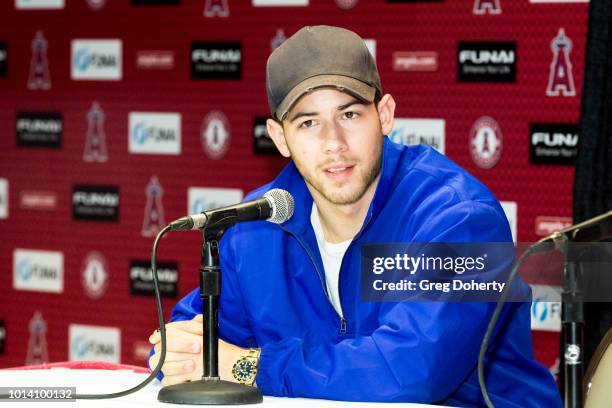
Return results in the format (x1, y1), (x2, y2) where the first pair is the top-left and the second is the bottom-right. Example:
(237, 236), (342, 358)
(157, 378), (263, 405)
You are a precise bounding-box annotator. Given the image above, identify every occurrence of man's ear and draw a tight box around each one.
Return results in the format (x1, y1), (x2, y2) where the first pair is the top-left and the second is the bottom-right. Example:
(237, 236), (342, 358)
(377, 94), (396, 136)
(266, 119), (291, 158)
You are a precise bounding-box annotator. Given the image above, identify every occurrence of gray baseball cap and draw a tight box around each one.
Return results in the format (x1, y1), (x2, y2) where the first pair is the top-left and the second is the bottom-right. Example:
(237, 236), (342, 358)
(266, 25), (382, 121)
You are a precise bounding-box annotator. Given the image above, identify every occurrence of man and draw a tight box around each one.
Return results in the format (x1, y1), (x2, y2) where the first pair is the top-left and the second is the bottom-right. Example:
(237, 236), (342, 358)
(149, 25), (561, 406)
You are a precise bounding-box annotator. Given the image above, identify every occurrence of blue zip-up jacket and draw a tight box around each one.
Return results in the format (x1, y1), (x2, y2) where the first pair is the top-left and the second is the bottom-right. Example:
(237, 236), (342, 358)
(158, 138), (562, 406)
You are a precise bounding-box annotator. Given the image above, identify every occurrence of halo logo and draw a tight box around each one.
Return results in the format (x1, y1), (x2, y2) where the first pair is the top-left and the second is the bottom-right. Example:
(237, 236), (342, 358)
(546, 28), (576, 97)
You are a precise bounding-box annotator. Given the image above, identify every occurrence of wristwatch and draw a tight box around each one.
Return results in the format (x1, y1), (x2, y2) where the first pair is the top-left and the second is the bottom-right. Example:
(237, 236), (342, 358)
(232, 348), (260, 385)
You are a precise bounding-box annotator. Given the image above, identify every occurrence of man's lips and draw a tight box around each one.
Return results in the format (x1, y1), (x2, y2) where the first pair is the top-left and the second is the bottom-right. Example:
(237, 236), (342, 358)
(323, 164), (354, 173)
(322, 164), (355, 179)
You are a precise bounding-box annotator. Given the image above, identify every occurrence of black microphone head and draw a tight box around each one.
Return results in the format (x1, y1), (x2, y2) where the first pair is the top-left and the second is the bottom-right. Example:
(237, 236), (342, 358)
(263, 189), (294, 224)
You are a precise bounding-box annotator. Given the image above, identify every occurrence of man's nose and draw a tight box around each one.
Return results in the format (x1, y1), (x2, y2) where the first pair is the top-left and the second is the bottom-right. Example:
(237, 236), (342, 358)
(323, 122), (348, 154)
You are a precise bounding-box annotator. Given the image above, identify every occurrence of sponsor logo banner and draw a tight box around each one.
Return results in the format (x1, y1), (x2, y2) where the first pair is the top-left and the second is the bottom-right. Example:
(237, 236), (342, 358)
(15, 0), (64, 9)
(28, 31), (51, 90)
(136, 50), (174, 69)
(253, 117), (278, 155)
(393, 51), (438, 72)
(500, 201), (517, 242)
(191, 42), (241, 79)
(201, 110), (230, 159)
(13, 249), (63, 293)
(469, 116), (503, 169)
(388, 118), (445, 154)
(0, 42), (6, 77)
(69, 324), (120, 363)
(72, 185), (119, 221)
(535, 216), (573, 237)
(20, 191), (57, 211)
(529, 123), (578, 165)
(82, 252), (109, 299)
(547, 28), (576, 97)
(0, 179), (7, 219)
(129, 112), (181, 155)
(71, 39), (122, 80)
(531, 285), (562, 332)
(252, 0), (309, 5)
(473, 0), (501, 14)
(27, 311), (49, 365)
(141, 176), (165, 237)
(16, 112), (62, 148)
(130, 260), (178, 297)
(188, 187), (243, 214)
(458, 41), (516, 82)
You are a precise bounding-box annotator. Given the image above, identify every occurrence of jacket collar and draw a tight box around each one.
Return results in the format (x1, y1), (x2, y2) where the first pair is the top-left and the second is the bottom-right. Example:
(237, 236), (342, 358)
(270, 136), (403, 237)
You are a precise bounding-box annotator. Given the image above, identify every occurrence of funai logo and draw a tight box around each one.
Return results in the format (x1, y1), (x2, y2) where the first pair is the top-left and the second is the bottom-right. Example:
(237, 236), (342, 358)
(13, 249), (63, 293)
(69, 324), (120, 363)
(129, 112), (181, 155)
(530, 285), (562, 332)
(188, 187), (243, 215)
(71, 40), (122, 80)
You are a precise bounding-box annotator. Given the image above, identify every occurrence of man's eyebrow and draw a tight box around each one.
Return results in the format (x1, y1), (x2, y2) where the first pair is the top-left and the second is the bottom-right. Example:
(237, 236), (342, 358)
(288, 99), (366, 123)
(288, 111), (318, 123)
(337, 99), (366, 111)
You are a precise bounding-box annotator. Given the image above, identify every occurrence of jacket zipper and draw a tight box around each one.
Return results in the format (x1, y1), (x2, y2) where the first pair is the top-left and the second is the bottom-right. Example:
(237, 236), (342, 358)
(335, 208), (375, 334)
(281, 226), (348, 334)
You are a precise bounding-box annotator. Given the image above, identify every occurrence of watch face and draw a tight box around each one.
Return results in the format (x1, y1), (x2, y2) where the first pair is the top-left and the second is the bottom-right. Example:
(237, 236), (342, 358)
(233, 359), (255, 382)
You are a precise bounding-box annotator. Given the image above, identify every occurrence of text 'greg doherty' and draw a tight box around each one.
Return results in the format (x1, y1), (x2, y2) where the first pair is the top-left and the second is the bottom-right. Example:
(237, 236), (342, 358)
(372, 253), (487, 275)
(372, 279), (506, 294)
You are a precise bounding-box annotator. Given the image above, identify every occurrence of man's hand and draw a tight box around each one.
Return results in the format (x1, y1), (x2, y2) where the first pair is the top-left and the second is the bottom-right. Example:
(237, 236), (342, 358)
(148, 314), (252, 386)
(149, 314), (205, 386)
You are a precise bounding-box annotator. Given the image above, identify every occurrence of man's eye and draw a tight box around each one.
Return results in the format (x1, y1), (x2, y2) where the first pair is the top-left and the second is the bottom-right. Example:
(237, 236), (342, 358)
(299, 119), (314, 128)
(343, 111), (358, 119)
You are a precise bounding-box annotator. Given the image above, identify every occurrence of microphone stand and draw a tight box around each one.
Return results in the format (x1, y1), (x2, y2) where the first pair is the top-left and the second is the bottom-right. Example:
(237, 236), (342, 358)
(559, 238), (584, 408)
(158, 226), (263, 405)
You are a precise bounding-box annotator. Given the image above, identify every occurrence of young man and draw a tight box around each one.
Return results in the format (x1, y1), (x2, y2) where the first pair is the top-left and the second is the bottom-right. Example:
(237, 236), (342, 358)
(149, 25), (562, 406)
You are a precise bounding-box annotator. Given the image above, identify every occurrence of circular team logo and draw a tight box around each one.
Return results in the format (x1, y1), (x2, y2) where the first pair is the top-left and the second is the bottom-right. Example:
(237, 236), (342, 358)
(201, 110), (231, 160)
(469, 116), (503, 169)
(82, 251), (109, 299)
(335, 0), (358, 9)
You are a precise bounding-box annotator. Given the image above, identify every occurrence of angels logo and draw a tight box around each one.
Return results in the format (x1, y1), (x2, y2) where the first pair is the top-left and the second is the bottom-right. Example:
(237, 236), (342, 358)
(142, 176), (165, 237)
(204, 0), (229, 17)
(26, 311), (49, 365)
(201, 110), (231, 160)
(28, 31), (51, 90)
(271, 29), (286, 52)
(335, 0), (357, 9)
(83, 101), (108, 162)
(547, 28), (576, 97)
(86, 0), (107, 10)
(82, 251), (109, 299)
(473, 0), (501, 15)
(469, 116), (503, 169)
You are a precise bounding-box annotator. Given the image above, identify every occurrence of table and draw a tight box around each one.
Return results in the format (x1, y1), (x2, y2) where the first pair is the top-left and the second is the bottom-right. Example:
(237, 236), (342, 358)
(0, 366), (443, 407)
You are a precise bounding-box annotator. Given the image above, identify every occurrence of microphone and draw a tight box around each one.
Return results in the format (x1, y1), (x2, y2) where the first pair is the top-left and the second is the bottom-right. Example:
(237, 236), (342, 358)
(533, 210), (612, 252)
(169, 188), (294, 231)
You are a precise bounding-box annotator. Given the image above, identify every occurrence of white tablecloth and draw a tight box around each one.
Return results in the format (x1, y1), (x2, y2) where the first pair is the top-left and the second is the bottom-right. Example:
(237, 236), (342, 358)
(0, 368), (443, 407)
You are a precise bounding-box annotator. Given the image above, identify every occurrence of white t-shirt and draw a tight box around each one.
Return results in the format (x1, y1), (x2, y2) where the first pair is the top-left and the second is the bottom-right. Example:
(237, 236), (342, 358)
(310, 203), (352, 318)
